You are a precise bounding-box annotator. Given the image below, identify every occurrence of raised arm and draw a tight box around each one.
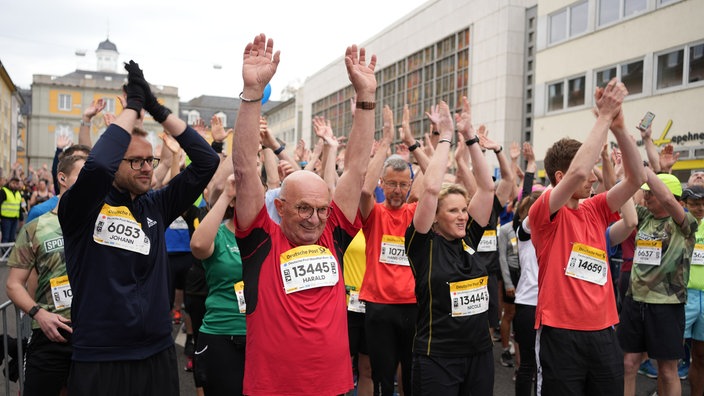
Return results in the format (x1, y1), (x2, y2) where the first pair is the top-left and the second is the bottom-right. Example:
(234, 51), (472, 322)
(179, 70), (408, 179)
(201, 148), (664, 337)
(312, 116), (340, 195)
(606, 107), (646, 212)
(333, 45), (377, 223)
(413, 101), (454, 233)
(360, 105), (393, 219)
(645, 166), (686, 225)
(479, 127), (515, 205)
(658, 144), (679, 174)
(260, 117), (300, 171)
(399, 105), (430, 172)
(607, 196), (637, 246)
(232, 34), (280, 230)
(639, 124), (660, 173)
(191, 175), (236, 260)
(456, 96), (493, 226)
(79, 98), (105, 147)
(549, 78), (627, 213)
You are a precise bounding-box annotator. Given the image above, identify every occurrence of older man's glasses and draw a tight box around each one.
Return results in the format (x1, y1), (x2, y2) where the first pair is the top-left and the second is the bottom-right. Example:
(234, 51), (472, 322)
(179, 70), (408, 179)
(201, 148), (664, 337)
(383, 181), (411, 190)
(280, 199), (331, 219)
(123, 158), (160, 170)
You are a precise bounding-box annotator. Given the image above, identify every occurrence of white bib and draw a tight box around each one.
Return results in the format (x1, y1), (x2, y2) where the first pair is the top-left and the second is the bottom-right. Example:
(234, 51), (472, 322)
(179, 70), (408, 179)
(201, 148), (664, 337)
(93, 204), (150, 255)
(477, 230), (498, 252)
(280, 245), (339, 294)
(347, 290), (366, 313)
(633, 240), (663, 266)
(692, 243), (704, 265)
(234, 281), (246, 313)
(50, 275), (73, 310)
(379, 235), (409, 266)
(450, 276), (489, 317)
(565, 243), (608, 285)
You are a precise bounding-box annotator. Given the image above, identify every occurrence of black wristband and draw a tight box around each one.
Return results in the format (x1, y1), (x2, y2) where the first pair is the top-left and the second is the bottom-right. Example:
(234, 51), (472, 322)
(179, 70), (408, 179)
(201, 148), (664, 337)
(211, 141), (224, 154)
(494, 145), (503, 154)
(408, 142), (420, 152)
(28, 305), (41, 318)
(465, 136), (479, 146)
(274, 144), (286, 155)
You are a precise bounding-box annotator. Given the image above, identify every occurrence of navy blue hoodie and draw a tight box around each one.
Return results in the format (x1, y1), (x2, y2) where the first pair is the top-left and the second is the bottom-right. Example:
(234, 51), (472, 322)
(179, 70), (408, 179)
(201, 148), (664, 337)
(59, 124), (219, 361)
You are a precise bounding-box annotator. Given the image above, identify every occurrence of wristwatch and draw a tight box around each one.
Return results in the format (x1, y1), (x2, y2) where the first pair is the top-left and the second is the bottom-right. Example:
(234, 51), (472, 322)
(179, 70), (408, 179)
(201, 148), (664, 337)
(28, 305), (42, 318)
(465, 136), (480, 146)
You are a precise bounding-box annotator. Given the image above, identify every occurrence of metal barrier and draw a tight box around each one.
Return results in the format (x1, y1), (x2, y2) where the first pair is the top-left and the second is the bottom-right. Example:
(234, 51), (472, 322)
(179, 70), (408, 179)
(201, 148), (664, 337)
(0, 243), (13, 266)
(0, 299), (27, 396)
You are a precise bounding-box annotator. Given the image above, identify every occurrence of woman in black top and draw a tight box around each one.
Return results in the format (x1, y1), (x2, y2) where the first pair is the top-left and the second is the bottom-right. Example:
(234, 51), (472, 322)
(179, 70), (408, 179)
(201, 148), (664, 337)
(405, 98), (495, 395)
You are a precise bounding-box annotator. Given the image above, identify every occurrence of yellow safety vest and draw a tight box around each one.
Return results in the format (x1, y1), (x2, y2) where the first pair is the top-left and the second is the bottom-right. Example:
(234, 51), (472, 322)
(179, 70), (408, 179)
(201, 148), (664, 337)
(1, 187), (21, 218)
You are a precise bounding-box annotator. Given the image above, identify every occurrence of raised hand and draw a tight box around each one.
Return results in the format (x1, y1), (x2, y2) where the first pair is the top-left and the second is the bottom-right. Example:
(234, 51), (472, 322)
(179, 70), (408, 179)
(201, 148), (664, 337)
(454, 96), (476, 140)
(425, 104), (440, 126)
(509, 142), (521, 161)
(259, 117), (278, 150)
(344, 45), (377, 97)
(522, 142), (535, 164)
(160, 132), (181, 154)
(478, 126), (500, 152)
(242, 34), (281, 98)
(659, 144), (680, 171)
(594, 78), (627, 122)
(312, 116), (335, 143)
(395, 144), (410, 163)
(211, 115), (231, 142)
(103, 112), (116, 126)
(640, 123), (653, 140)
(193, 118), (207, 139)
(57, 134), (72, 150)
(84, 98), (106, 120)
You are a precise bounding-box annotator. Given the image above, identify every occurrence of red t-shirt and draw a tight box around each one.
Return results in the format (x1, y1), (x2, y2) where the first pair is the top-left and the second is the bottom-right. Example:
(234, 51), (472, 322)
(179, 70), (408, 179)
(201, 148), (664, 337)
(235, 202), (359, 395)
(360, 202), (417, 304)
(529, 190), (620, 331)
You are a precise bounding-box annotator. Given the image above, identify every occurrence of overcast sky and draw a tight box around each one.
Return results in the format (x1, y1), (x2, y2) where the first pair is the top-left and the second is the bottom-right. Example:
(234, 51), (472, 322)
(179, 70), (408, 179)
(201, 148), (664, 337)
(1, 0), (428, 102)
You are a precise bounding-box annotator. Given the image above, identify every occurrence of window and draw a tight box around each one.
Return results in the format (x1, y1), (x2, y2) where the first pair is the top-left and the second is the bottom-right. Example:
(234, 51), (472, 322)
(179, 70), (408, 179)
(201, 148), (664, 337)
(549, 9), (567, 43)
(187, 110), (201, 125)
(547, 75), (587, 112)
(621, 60), (644, 93)
(549, 2), (588, 44)
(657, 49), (684, 89)
(570, 2), (588, 36)
(595, 60), (643, 94)
(689, 43), (704, 83)
(59, 94), (71, 111)
(599, 0), (646, 26)
(548, 82), (564, 111)
(105, 98), (116, 113)
(568, 76), (586, 107)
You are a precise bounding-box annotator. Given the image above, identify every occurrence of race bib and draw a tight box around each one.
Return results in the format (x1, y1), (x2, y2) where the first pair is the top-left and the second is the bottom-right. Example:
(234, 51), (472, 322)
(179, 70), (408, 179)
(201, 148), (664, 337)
(633, 240), (662, 266)
(477, 230), (497, 252)
(93, 205), (150, 255)
(280, 245), (339, 294)
(379, 235), (409, 266)
(450, 276), (489, 317)
(462, 240), (475, 255)
(50, 275), (73, 310)
(565, 243), (608, 285)
(348, 290), (366, 313)
(692, 244), (704, 266)
(234, 281), (246, 313)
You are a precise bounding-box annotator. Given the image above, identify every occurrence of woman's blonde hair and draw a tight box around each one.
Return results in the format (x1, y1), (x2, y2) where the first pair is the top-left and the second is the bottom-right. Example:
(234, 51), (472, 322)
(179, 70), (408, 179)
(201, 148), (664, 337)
(437, 183), (469, 212)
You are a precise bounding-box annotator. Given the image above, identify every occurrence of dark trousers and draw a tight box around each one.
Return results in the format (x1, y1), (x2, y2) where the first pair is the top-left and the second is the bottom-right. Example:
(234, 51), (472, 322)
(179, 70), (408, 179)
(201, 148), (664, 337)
(514, 304), (537, 396)
(23, 329), (72, 396)
(365, 302), (416, 396)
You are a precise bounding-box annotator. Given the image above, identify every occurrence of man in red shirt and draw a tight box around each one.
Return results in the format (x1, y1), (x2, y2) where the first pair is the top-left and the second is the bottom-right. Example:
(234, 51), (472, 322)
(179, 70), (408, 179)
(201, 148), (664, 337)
(529, 79), (645, 395)
(232, 34), (377, 396)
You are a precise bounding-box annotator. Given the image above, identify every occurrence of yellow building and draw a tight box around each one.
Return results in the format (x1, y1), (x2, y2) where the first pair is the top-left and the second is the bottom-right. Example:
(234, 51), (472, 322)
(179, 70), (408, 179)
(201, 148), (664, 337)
(27, 39), (179, 168)
(0, 60), (24, 178)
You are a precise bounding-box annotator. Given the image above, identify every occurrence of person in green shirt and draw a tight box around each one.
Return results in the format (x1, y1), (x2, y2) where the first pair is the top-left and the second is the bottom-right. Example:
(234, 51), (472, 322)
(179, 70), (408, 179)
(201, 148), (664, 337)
(620, 170), (698, 396)
(190, 174), (245, 396)
(682, 184), (704, 396)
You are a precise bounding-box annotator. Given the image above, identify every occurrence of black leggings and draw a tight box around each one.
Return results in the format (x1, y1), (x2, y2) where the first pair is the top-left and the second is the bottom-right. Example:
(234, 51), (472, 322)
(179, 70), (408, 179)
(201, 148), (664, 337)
(514, 304), (537, 396)
(365, 302), (417, 396)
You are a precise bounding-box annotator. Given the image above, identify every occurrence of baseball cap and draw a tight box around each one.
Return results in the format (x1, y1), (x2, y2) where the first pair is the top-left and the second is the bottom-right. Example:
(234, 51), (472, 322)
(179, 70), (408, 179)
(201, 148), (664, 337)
(682, 185), (704, 201)
(641, 173), (682, 198)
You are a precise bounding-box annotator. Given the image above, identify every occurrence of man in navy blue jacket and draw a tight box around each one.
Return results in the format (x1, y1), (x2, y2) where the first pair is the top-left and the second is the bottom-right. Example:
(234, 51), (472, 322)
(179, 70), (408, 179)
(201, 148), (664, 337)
(58, 61), (219, 395)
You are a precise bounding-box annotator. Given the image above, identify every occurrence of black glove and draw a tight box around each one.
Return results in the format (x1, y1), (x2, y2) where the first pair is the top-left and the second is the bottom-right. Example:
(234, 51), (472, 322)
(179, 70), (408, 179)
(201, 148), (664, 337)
(124, 60), (172, 123)
(122, 83), (145, 115)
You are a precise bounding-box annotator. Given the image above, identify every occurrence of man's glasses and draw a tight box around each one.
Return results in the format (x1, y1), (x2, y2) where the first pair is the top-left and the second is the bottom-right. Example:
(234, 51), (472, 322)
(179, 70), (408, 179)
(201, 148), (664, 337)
(383, 181), (411, 190)
(280, 199), (331, 219)
(123, 158), (160, 170)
